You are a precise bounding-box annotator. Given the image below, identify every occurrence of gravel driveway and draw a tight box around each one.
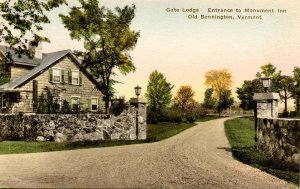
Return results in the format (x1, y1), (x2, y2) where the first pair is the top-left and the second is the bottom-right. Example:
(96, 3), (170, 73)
(0, 118), (297, 188)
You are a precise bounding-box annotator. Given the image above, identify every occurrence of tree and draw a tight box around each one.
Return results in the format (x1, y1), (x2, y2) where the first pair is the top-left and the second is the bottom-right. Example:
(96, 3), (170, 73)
(292, 67), (300, 116)
(272, 73), (295, 115)
(236, 79), (264, 111)
(218, 89), (234, 112)
(173, 85), (195, 112)
(203, 88), (216, 109)
(260, 63), (276, 77)
(145, 70), (174, 113)
(204, 69), (232, 116)
(0, 0), (66, 60)
(60, 0), (140, 114)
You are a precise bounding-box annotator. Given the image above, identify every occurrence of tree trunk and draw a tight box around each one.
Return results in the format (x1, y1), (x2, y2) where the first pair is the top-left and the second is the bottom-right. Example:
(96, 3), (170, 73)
(297, 96), (300, 116)
(218, 101), (221, 117)
(104, 96), (110, 114)
(284, 90), (288, 115)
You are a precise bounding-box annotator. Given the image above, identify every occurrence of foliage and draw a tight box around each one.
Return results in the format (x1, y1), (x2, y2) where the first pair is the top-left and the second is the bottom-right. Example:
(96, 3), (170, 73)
(60, 0), (140, 113)
(225, 117), (299, 185)
(110, 97), (127, 116)
(162, 108), (184, 124)
(145, 70), (174, 113)
(60, 100), (71, 114)
(185, 102), (206, 123)
(217, 89), (234, 112)
(173, 85), (195, 112)
(0, 0), (66, 60)
(0, 74), (10, 85)
(260, 63), (276, 77)
(236, 79), (264, 110)
(292, 67), (300, 116)
(272, 73), (295, 115)
(37, 87), (60, 113)
(205, 69), (232, 116)
(146, 107), (159, 124)
(147, 107), (184, 124)
(203, 88), (216, 109)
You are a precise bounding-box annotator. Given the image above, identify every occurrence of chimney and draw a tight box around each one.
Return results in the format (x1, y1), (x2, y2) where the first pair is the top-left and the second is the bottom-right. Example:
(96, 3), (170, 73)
(28, 42), (43, 59)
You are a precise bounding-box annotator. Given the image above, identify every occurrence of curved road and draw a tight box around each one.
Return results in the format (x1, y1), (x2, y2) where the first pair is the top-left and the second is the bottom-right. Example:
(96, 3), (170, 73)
(0, 118), (296, 188)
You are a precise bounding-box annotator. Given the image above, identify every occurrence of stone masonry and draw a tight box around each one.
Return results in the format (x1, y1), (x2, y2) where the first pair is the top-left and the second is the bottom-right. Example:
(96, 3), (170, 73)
(0, 104), (147, 142)
(257, 118), (300, 166)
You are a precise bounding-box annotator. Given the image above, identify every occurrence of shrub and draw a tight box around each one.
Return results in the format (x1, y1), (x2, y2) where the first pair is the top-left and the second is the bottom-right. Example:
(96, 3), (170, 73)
(147, 108), (159, 124)
(185, 102), (206, 123)
(61, 100), (72, 114)
(163, 108), (183, 124)
(110, 98), (127, 116)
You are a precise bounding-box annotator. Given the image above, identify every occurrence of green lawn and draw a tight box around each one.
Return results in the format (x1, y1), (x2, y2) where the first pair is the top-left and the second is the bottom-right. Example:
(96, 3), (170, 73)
(225, 117), (299, 186)
(196, 115), (220, 122)
(0, 116), (221, 154)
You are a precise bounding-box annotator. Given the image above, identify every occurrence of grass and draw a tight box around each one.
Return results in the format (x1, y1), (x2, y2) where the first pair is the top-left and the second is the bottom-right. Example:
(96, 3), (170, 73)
(224, 117), (299, 186)
(0, 116), (221, 155)
(196, 115), (220, 122)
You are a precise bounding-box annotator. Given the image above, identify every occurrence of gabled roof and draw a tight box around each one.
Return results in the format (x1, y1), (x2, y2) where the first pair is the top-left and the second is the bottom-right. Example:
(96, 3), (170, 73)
(0, 45), (43, 66)
(0, 48), (102, 91)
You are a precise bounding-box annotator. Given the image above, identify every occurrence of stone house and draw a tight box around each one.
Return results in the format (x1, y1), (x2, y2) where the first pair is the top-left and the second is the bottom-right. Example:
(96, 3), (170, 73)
(0, 45), (104, 113)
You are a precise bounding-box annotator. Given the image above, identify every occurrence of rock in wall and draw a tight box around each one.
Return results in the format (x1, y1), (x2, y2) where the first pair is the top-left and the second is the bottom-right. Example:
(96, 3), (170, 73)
(257, 118), (300, 166)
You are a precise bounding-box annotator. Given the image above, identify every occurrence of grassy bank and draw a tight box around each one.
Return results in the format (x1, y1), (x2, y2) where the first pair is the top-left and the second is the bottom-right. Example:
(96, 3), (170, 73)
(224, 117), (299, 186)
(0, 116), (221, 154)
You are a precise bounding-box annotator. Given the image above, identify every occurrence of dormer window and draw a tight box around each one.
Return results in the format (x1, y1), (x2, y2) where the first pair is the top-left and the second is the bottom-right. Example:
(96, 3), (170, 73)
(52, 68), (61, 83)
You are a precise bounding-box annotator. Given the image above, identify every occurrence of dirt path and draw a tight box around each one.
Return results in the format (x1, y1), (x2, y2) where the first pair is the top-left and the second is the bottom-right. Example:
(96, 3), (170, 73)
(0, 118), (296, 188)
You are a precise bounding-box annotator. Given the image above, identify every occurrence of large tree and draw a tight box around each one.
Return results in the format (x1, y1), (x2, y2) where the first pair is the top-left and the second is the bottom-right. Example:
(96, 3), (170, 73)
(204, 69), (232, 116)
(145, 70), (173, 113)
(173, 85), (195, 112)
(292, 67), (300, 116)
(0, 0), (66, 60)
(60, 0), (140, 113)
(272, 73), (295, 114)
(218, 89), (234, 113)
(236, 79), (264, 111)
(203, 88), (216, 109)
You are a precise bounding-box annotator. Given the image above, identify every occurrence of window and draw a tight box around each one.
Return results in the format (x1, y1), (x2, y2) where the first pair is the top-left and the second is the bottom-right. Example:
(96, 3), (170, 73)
(91, 98), (98, 111)
(72, 70), (79, 85)
(72, 97), (80, 112)
(52, 68), (61, 83)
(1, 93), (7, 108)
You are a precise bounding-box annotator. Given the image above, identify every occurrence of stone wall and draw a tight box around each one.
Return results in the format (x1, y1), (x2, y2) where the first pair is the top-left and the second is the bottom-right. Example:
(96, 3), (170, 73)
(257, 118), (300, 166)
(0, 105), (147, 142)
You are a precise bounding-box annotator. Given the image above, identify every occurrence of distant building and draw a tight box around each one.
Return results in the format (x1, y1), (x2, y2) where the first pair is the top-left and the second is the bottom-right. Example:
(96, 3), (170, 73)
(224, 101), (253, 115)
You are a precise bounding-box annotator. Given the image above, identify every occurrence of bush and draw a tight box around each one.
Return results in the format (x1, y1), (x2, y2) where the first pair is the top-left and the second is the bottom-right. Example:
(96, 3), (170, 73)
(147, 108), (159, 124)
(110, 98), (127, 116)
(163, 108), (183, 124)
(147, 107), (184, 124)
(61, 100), (72, 114)
(185, 103), (206, 123)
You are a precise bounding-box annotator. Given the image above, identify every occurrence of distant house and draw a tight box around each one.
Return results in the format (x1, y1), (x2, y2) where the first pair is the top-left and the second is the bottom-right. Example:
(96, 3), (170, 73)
(224, 101), (253, 115)
(0, 45), (104, 113)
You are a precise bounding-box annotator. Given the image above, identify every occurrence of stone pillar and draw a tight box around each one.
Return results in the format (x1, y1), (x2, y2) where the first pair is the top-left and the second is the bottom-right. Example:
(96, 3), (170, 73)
(253, 92), (280, 118)
(129, 98), (147, 140)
